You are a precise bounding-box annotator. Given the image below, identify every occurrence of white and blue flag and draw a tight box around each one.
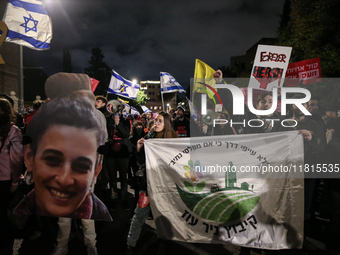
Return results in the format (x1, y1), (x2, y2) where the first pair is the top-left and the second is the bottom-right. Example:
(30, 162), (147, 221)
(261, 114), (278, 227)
(3, 0), (52, 50)
(130, 107), (140, 116)
(122, 103), (130, 117)
(108, 70), (140, 100)
(186, 97), (199, 122)
(141, 105), (151, 113)
(160, 72), (186, 94)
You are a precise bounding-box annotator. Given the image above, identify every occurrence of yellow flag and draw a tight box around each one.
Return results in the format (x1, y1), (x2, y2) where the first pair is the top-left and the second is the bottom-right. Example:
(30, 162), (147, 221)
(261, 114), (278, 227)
(193, 59), (217, 98)
(117, 97), (129, 104)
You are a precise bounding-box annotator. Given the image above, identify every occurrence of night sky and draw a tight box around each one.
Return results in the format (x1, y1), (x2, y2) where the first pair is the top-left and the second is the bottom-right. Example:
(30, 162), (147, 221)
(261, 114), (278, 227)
(23, 0), (285, 87)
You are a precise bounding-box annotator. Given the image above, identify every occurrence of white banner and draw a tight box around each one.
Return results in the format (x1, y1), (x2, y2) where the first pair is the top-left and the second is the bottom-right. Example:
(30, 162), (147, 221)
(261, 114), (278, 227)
(145, 131), (304, 249)
(248, 45), (292, 91)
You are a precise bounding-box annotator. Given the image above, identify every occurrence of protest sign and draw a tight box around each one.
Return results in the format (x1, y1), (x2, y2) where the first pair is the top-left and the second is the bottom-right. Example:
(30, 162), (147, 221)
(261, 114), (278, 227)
(285, 57), (322, 87)
(249, 45), (292, 91)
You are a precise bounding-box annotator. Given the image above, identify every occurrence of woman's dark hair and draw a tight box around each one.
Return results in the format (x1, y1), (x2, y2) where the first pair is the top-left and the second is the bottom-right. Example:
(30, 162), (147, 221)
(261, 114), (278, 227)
(0, 98), (16, 146)
(26, 93), (107, 156)
(154, 111), (178, 138)
(0, 98), (15, 125)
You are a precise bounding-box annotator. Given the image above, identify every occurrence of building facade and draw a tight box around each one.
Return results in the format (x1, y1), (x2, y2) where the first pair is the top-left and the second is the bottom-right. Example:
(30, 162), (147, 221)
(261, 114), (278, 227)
(140, 80), (177, 113)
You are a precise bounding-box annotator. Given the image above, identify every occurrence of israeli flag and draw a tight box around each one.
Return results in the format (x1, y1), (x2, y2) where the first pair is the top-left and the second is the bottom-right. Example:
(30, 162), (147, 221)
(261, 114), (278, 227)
(3, 0), (52, 50)
(122, 103), (130, 117)
(141, 105), (151, 113)
(108, 70), (140, 100)
(131, 107), (140, 116)
(186, 97), (199, 122)
(160, 72), (186, 94)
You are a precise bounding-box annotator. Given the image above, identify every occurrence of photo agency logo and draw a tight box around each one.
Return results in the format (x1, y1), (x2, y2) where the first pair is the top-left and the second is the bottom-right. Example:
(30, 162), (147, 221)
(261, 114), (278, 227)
(200, 85), (312, 128)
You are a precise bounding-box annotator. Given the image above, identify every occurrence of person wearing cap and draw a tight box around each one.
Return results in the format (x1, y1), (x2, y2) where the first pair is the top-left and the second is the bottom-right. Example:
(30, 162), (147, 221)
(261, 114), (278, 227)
(173, 105), (190, 137)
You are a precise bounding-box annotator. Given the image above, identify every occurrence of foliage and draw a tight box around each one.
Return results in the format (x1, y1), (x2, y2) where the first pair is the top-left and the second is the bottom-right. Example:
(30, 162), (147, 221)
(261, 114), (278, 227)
(277, 0), (340, 110)
(135, 90), (148, 105)
(84, 48), (111, 96)
(24, 68), (48, 101)
(306, 80), (340, 111)
(62, 48), (72, 73)
(130, 90), (149, 112)
(277, 0), (340, 77)
(218, 65), (238, 78)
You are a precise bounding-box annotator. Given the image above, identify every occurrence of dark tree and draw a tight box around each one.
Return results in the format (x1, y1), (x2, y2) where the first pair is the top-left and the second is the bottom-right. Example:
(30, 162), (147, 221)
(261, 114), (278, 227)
(24, 68), (48, 101)
(217, 66), (238, 78)
(277, 0), (340, 110)
(277, 0), (340, 77)
(84, 48), (111, 95)
(278, 0), (291, 31)
(62, 48), (73, 73)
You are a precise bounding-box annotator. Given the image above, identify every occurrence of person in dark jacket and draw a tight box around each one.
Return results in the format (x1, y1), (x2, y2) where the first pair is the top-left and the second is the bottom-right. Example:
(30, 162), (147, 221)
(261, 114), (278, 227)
(104, 110), (131, 208)
(125, 112), (177, 254)
(324, 117), (340, 254)
(129, 121), (145, 201)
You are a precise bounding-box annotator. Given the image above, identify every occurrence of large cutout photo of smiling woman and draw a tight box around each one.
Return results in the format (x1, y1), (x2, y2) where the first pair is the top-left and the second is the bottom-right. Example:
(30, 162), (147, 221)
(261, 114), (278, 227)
(14, 73), (111, 221)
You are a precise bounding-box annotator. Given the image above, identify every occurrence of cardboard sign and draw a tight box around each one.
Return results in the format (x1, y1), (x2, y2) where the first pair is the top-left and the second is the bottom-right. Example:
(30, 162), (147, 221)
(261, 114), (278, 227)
(285, 57), (321, 87)
(249, 45), (292, 91)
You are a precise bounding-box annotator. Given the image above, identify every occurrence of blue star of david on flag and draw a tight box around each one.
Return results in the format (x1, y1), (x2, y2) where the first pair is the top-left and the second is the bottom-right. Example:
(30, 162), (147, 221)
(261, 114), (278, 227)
(3, 0), (52, 50)
(160, 72), (186, 94)
(20, 14), (38, 33)
(169, 77), (177, 84)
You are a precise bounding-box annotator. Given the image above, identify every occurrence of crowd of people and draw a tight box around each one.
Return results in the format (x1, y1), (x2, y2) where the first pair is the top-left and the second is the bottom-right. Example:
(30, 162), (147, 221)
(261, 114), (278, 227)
(0, 70), (340, 255)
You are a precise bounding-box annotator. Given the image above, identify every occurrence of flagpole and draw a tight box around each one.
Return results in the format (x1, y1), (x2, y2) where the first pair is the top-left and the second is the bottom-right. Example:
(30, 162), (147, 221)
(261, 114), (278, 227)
(161, 92), (165, 112)
(19, 45), (24, 114)
(191, 79), (195, 113)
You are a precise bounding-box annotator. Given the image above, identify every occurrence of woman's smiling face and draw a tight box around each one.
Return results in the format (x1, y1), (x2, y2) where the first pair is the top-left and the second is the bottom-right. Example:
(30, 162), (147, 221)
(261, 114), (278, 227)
(25, 125), (101, 217)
